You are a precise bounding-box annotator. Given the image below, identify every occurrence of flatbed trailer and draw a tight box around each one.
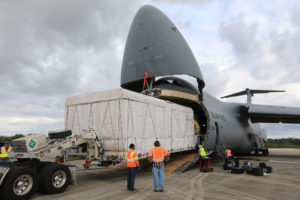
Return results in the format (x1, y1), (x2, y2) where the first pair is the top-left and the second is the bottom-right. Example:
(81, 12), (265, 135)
(0, 88), (197, 200)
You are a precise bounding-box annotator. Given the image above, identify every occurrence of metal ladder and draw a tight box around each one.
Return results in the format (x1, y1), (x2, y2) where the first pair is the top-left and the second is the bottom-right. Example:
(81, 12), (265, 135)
(174, 155), (200, 174)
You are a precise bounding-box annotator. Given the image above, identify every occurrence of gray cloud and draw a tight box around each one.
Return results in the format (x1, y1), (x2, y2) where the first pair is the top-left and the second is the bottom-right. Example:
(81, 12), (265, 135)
(219, 14), (259, 60)
(217, 3), (300, 137)
(0, 0), (143, 134)
(0, 1), (300, 138)
(202, 64), (230, 96)
(0, 0), (139, 99)
(218, 14), (272, 81)
(261, 124), (300, 138)
(151, 0), (216, 5)
(218, 6), (300, 83)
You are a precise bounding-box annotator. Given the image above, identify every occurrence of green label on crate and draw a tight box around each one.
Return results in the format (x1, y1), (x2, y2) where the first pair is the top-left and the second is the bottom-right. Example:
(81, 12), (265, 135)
(28, 139), (37, 150)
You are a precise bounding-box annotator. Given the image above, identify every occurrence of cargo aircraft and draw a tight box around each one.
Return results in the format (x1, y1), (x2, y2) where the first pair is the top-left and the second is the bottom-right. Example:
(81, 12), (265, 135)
(7, 5), (300, 200)
(120, 5), (300, 155)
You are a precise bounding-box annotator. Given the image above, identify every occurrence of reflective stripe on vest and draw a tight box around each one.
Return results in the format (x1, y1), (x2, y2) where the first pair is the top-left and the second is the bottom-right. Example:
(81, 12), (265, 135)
(126, 151), (137, 162)
(200, 147), (206, 157)
(0, 146), (12, 158)
(226, 149), (232, 157)
(153, 147), (164, 163)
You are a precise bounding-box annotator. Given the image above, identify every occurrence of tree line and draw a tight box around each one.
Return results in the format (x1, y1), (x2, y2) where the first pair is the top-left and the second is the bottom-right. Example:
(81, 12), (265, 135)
(0, 134), (25, 143)
(265, 138), (300, 148)
(267, 138), (300, 145)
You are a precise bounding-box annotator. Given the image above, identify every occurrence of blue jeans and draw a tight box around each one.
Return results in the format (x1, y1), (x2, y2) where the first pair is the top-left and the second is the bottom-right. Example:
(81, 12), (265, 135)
(127, 167), (136, 190)
(152, 164), (164, 190)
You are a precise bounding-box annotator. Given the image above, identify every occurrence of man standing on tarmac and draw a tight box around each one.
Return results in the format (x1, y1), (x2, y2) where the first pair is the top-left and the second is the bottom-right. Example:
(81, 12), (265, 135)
(225, 147), (233, 160)
(126, 143), (140, 191)
(148, 140), (170, 192)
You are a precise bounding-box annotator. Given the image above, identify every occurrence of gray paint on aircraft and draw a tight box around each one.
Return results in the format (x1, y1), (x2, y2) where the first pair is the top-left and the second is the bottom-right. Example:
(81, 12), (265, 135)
(121, 5), (204, 92)
(120, 5), (300, 154)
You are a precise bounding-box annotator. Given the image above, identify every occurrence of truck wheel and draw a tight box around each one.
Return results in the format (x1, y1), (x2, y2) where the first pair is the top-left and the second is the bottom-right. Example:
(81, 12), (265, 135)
(255, 148), (259, 156)
(39, 164), (71, 194)
(0, 166), (38, 200)
(262, 148), (269, 156)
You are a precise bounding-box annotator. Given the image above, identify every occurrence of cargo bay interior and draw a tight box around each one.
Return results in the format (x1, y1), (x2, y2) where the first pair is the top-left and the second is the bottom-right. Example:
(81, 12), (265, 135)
(139, 76), (209, 146)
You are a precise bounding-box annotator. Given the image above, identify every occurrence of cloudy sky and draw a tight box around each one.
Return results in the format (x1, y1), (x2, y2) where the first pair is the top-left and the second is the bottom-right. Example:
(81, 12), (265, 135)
(1, 0), (300, 138)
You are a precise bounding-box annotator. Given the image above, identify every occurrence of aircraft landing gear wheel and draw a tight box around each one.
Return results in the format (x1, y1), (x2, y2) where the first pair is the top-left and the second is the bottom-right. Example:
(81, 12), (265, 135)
(262, 148), (269, 156)
(38, 164), (71, 194)
(255, 148), (259, 156)
(0, 166), (38, 200)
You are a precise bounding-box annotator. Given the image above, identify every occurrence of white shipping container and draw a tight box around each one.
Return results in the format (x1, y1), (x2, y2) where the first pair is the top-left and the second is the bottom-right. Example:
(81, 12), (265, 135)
(65, 88), (196, 159)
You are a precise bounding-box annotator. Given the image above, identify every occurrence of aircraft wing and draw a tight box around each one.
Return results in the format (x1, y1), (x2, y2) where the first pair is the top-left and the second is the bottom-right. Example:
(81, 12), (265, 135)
(248, 104), (300, 123)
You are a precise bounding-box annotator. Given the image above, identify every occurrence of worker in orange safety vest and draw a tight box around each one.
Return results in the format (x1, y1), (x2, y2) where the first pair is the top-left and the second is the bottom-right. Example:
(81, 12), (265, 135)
(225, 147), (232, 158)
(148, 140), (170, 192)
(0, 142), (13, 162)
(224, 146), (237, 170)
(125, 143), (140, 191)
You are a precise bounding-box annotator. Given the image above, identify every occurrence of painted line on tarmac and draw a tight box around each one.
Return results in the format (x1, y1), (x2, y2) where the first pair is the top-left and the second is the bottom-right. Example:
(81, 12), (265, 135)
(269, 160), (300, 165)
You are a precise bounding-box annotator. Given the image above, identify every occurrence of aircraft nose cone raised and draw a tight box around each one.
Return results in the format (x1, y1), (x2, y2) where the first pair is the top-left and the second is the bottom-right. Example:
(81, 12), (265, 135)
(121, 5), (205, 92)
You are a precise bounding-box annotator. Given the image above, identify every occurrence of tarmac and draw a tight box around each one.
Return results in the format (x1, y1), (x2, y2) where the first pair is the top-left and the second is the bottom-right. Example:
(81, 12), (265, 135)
(32, 148), (300, 200)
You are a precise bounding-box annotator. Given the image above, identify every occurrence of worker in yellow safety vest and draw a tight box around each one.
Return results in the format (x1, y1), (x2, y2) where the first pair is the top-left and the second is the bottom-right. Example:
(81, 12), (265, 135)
(0, 142), (13, 161)
(125, 143), (140, 191)
(199, 145), (207, 157)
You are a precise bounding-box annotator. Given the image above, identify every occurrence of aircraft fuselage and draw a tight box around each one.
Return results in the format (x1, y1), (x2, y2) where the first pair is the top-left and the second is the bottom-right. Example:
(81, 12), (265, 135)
(202, 92), (263, 154)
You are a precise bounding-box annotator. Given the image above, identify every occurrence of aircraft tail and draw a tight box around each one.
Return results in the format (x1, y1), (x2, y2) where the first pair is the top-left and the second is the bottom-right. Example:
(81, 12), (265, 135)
(221, 88), (285, 99)
(221, 88), (285, 106)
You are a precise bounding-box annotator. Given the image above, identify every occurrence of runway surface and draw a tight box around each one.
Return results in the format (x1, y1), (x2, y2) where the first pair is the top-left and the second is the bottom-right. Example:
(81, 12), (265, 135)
(32, 148), (300, 200)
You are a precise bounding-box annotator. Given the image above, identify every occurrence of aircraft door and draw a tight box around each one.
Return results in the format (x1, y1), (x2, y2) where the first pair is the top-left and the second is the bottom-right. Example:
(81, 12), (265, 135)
(214, 122), (220, 151)
(215, 122), (220, 145)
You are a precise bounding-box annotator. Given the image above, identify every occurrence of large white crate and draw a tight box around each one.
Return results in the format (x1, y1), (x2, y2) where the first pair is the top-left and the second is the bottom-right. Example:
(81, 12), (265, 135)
(65, 88), (196, 159)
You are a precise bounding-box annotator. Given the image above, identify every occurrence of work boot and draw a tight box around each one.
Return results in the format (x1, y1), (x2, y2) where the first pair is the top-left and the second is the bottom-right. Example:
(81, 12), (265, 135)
(160, 189), (164, 192)
(154, 189), (160, 192)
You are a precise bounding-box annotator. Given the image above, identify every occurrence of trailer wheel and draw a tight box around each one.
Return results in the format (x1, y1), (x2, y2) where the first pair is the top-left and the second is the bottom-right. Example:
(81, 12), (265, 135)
(0, 166), (38, 200)
(39, 164), (71, 194)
